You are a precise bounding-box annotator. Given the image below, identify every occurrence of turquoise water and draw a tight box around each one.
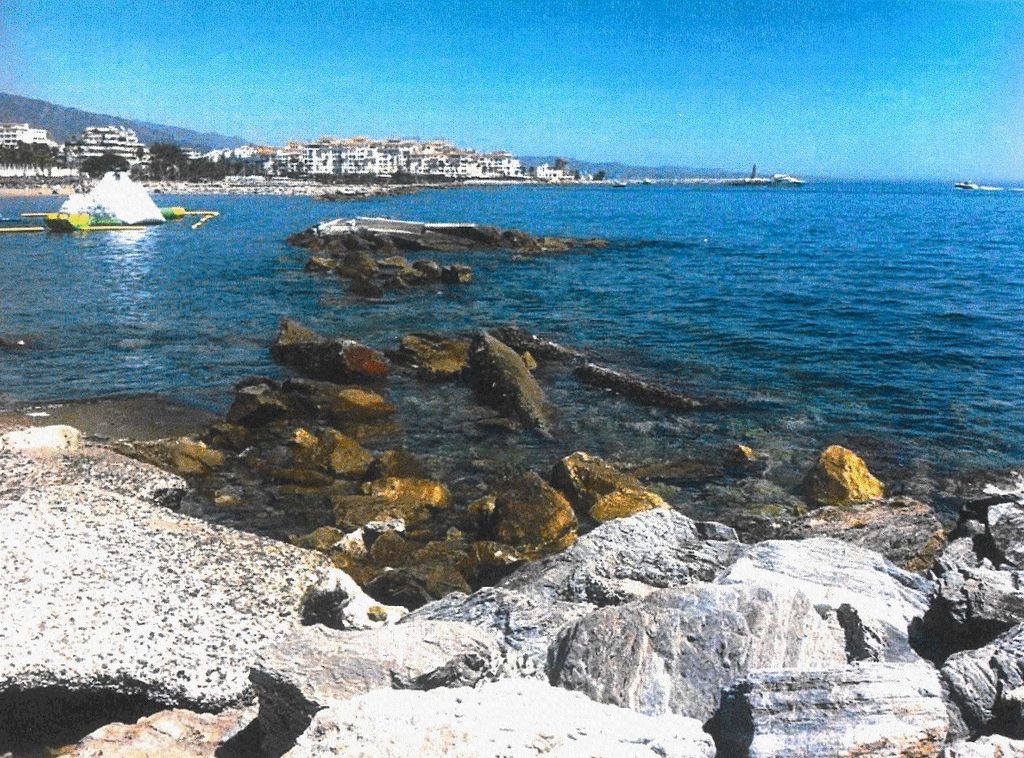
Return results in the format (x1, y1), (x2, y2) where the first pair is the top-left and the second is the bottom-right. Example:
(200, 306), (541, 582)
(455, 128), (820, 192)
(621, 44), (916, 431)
(1, 182), (1022, 488)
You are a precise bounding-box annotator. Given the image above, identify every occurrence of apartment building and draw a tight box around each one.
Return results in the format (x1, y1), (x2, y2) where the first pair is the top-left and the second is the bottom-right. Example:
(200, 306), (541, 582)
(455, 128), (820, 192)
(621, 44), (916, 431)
(0, 122), (56, 149)
(65, 125), (149, 165)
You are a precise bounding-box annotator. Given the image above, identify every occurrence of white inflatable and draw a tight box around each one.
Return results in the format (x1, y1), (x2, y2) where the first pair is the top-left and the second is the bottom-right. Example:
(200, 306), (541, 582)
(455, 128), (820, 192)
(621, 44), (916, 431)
(60, 171), (165, 225)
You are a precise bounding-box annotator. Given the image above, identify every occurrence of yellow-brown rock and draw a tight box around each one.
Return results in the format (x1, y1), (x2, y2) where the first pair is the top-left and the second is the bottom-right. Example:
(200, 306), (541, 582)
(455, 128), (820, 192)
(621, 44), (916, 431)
(362, 477), (451, 507)
(492, 472), (577, 554)
(399, 334), (470, 379)
(290, 526), (345, 552)
(551, 451), (668, 522)
(802, 445), (885, 507)
(318, 429), (373, 478)
(368, 530), (416, 566)
(327, 387), (397, 423)
(119, 436), (226, 477)
(521, 351), (538, 371)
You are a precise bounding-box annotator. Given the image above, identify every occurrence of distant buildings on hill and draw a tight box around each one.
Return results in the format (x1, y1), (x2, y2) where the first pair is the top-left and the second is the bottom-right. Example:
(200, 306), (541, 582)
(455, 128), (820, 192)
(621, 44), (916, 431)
(0, 122), (58, 149)
(0, 121), (587, 182)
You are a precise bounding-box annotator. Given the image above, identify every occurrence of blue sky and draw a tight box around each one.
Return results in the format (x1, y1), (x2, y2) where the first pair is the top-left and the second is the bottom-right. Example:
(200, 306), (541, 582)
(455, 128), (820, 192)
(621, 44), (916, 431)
(2, 0), (1023, 178)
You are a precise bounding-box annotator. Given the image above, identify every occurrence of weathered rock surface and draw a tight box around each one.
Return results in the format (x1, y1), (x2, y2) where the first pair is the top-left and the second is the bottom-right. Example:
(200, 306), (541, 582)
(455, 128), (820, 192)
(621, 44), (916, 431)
(781, 496), (946, 571)
(802, 444), (885, 506)
(501, 507), (744, 605)
(549, 580), (848, 721)
(64, 706), (255, 758)
(271, 318), (389, 383)
(0, 435), (393, 717)
(717, 538), (933, 661)
(942, 624), (1024, 738)
(250, 621), (503, 755)
(114, 436), (226, 477)
(712, 663), (948, 757)
(286, 678), (714, 757)
(551, 450), (669, 522)
(988, 500), (1024, 568)
(0, 423), (82, 453)
(943, 736), (1024, 757)
(467, 332), (552, 433)
(403, 586), (596, 677)
(926, 565), (1024, 647)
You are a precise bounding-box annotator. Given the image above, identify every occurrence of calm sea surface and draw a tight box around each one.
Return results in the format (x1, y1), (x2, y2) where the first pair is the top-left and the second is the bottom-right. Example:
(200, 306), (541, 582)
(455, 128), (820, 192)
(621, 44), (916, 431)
(1, 182), (1022, 488)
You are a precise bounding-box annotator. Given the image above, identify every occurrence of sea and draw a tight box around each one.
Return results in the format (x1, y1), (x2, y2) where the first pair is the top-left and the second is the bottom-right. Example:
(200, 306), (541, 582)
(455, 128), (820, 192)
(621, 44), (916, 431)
(2, 181), (1023, 512)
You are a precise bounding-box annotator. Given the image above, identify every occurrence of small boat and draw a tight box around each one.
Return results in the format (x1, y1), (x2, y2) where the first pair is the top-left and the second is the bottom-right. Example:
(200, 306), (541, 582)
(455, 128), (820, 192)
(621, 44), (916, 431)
(771, 174), (805, 185)
(955, 181), (1003, 191)
(611, 180), (629, 188)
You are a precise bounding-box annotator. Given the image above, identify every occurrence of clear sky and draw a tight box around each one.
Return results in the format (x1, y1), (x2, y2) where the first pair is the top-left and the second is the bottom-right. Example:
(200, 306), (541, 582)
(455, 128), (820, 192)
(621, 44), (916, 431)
(2, 0), (1023, 179)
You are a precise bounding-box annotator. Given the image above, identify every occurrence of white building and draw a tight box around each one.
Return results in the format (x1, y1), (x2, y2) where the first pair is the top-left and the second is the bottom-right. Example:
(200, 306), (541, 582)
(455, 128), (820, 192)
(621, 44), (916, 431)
(0, 122), (56, 149)
(533, 163), (574, 182)
(65, 125), (149, 165)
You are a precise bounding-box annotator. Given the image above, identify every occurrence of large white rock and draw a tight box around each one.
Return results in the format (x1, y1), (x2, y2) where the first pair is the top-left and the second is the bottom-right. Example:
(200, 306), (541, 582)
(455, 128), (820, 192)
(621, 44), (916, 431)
(717, 537), (933, 661)
(0, 441), (397, 714)
(714, 663), (948, 757)
(285, 678), (716, 757)
(0, 423), (82, 453)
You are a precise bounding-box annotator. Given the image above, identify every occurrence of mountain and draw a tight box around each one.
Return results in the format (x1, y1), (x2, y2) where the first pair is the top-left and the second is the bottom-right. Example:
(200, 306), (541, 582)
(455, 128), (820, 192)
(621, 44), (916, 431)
(0, 93), (248, 150)
(519, 156), (745, 179)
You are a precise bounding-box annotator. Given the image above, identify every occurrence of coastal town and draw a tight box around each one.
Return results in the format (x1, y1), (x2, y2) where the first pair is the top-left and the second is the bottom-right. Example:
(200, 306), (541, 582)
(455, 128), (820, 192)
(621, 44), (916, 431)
(0, 121), (587, 196)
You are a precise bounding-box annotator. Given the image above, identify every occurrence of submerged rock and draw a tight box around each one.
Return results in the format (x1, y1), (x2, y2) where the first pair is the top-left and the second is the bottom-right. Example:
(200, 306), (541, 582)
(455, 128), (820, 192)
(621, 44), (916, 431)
(574, 361), (726, 411)
(286, 679), (715, 758)
(712, 663), (948, 757)
(467, 332), (553, 434)
(802, 444), (885, 506)
(271, 318), (389, 383)
(551, 450), (669, 522)
(288, 216), (606, 256)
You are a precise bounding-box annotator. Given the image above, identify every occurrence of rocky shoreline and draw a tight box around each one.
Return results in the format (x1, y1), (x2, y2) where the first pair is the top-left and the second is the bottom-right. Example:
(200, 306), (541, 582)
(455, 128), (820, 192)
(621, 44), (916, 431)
(2, 216), (1023, 756)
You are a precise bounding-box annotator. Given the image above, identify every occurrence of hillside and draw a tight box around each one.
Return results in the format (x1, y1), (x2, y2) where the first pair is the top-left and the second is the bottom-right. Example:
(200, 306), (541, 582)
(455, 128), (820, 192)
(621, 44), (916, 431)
(0, 92), (248, 150)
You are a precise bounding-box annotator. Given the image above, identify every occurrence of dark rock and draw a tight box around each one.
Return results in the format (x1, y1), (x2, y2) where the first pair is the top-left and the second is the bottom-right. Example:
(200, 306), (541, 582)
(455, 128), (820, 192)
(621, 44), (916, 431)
(271, 318), (389, 382)
(410, 259), (443, 282)
(712, 663), (948, 757)
(925, 565), (1024, 651)
(440, 264), (472, 284)
(628, 457), (725, 486)
(226, 380), (290, 427)
(548, 580), (847, 721)
(942, 624), (1024, 739)
(488, 326), (587, 363)
(467, 332), (552, 434)
(366, 450), (428, 480)
(574, 361), (728, 411)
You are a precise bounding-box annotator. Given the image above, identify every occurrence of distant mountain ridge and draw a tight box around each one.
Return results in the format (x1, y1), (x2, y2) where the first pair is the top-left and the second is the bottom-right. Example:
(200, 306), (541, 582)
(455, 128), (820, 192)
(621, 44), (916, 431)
(0, 92), (248, 150)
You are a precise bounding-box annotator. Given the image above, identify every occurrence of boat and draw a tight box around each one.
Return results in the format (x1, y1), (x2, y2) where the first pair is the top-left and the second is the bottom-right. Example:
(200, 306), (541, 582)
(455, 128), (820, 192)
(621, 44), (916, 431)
(771, 174), (806, 186)
(955, 181), (1003, 191)
(611, 180), (628, 188)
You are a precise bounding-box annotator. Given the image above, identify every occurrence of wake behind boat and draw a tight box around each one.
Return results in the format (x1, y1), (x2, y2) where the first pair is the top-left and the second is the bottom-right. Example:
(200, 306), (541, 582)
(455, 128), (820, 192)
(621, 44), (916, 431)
(955, 181), (1003, 191)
